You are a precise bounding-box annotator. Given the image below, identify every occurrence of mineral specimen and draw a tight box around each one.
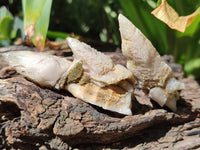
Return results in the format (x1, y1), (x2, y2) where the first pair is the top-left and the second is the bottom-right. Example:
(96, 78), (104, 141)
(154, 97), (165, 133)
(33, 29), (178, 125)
(118, 14), (184, 111)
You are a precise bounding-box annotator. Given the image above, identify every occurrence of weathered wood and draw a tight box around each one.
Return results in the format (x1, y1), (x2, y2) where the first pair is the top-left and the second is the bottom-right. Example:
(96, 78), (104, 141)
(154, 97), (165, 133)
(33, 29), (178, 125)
(76, 118), (200, 150)
(0, 49), (199, 150)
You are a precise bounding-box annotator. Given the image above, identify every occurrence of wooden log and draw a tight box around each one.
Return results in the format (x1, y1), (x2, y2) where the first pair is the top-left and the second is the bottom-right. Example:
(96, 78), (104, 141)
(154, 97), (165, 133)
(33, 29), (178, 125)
(0, 48), (199, 149)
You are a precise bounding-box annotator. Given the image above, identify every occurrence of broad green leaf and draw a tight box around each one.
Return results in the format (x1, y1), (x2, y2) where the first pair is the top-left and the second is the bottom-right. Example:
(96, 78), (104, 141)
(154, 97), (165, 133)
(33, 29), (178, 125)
(0, 6), (14, 39)
(137, 1), (169, 54)
(47, 31), (71, 39)
(22, 0), (46, 28)
(23, 0), (52, 51)
(184, 58), (200, 77)
(145, 0), (157, 9)
(0, 16), (13, 39)
(0, 35), (4, 40)
(157, 0), (162, 7)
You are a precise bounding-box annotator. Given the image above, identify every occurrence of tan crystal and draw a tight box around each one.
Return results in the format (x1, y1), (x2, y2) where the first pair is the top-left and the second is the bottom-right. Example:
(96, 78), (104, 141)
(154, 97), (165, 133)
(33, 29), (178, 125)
(67, 37), (133, 87)
(118, 14), (184, 111)
(2, 51), (83, 89)
(66, 82), (132, 115)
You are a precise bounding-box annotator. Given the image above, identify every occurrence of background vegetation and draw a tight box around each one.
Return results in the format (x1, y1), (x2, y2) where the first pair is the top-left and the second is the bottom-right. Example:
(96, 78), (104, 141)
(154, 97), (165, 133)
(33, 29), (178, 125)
(0, 0), (200, 80)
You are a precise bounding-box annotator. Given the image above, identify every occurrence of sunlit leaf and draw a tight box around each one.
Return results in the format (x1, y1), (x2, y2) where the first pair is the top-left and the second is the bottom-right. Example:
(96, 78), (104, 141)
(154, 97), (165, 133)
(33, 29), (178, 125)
(151, 0), (200, 32)
(22, 0), (52, 51)
(23, 0), (46, 28)
(184, 58), (200, 77)
(157, 0), (162, 7)
(47, 31), (73, 39)
(146, 0), (157, 9)
(0, 6), (14, 39)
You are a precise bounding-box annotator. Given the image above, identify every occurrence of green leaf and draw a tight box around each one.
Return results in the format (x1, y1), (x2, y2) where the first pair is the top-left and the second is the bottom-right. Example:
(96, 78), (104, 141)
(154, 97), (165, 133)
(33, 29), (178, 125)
(157, 0), (162, 7)
(0, 16), (13, 39)
(145, 0), (157, 9)
(22, 0), (46, 28)
(47, 31), (72, 39)
(184, 58), (200, 78)
(23, 0), (52, 50)
(0, 6), (14, 39)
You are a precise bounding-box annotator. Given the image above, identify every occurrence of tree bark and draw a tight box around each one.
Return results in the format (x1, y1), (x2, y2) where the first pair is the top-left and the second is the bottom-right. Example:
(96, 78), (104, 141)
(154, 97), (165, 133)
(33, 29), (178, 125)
(0, 47), (199, 150)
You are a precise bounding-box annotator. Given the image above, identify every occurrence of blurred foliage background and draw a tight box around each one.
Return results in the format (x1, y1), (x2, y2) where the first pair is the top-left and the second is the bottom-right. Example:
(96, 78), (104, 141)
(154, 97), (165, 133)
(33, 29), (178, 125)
(0, 0), (200, 80)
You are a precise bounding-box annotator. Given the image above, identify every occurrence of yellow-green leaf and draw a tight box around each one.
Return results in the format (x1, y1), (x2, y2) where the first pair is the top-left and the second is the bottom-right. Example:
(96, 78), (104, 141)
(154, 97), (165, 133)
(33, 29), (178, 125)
(23, 0), (52, 51)
(0, 6), (14, 39)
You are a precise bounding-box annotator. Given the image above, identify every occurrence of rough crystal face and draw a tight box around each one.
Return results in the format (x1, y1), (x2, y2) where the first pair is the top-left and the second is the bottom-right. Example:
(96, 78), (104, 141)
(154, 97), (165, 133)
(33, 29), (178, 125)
(67, 37), (133, 87)
(118, 14), (173, 90)
(2, 51), (83, 89)
(67, 82), (132, 115)
(118, 14), (184, 111)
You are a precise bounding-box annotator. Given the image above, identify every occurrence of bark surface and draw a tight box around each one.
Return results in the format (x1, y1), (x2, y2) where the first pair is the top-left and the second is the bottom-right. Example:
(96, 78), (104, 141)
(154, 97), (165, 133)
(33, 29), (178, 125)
(0, 47), (199, 150)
